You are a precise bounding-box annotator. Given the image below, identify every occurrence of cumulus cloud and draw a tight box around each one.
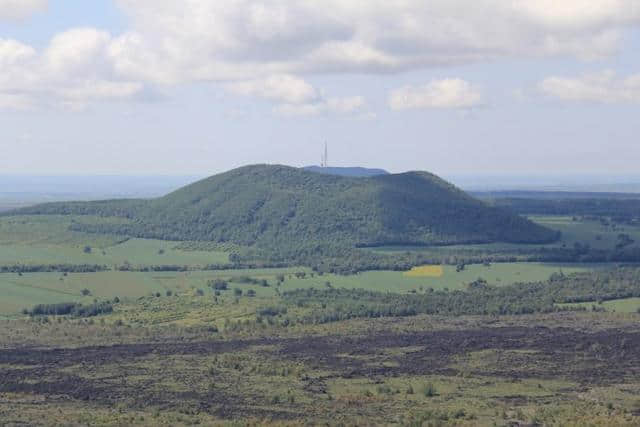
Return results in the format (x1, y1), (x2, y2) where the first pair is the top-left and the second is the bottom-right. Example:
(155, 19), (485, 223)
(226, 75), (318, 104)
(0, 0), (47, 21)
(0, 29), (146, 110)
(275, 96), (366, 117)
(389, 79), (482, 110)
(227, 74), (367, 117)
(539, 70), (640, 103)
(4, 0), (640, 110)
(105, 0), (640, 83)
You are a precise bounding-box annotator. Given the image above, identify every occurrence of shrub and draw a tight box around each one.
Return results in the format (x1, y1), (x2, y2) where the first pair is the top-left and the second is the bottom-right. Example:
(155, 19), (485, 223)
(83, 246), (92, 254)
(247, 289), (256, 297)
(208, 279), (228, 290)
(422, 383), (437, 397)
(258, 306), (287, 317)
(27, 302), (113, 318)
(81, 288), (92, 296)
(234, 288), (243, 296)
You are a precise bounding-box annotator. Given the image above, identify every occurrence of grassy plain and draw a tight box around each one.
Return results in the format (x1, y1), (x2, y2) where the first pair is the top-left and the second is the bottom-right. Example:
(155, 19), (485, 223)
(371, 215), (640, 255)
(0, 216), (229, 266)
(559, 297), (640, 313)
(0, 263), (595, 316)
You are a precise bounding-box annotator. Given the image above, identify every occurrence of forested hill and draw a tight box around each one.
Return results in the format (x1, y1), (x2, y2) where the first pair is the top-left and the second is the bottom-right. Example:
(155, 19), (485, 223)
(303, 166), (389, 177)
(11, 165), (558, 248)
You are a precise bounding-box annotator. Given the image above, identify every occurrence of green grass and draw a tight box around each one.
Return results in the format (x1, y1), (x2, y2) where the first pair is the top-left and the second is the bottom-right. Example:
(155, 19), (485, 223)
(0, 238), (229, 266)
(0, 215), (124, 247)
(0, 263), (596, 316)
(531, 215), (640, 250)
(0, 216), (229, 266)
(558, 297), (640, 313)
(280, 263), (595, 293)
(370, 215), (640, 255)
(0, 268), (300, 315)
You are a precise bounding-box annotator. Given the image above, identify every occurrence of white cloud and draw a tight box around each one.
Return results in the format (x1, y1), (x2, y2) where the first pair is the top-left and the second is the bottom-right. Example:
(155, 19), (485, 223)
(0, 0), (47, 21)
(275, 96), (366, 117)
(389, 79), (482, 110)
(226, 74), (318, 104)
(227, 74), (367, 117)
(0, 29), (146, 111)
(106, 0), (640, 83)
(539, 70), (640, 103)
(4, 0), (640, 110)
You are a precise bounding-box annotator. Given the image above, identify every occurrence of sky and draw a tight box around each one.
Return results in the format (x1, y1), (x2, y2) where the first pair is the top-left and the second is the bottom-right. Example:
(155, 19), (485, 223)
(2, 0), (640, 177)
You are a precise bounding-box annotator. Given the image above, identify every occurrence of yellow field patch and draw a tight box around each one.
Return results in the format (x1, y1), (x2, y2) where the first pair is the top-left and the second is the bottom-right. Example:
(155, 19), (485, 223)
(403, 265), (444, 277)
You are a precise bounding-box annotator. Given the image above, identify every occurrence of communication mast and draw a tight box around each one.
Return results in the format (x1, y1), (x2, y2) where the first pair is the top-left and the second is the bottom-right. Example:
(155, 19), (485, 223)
(321, 142), (328, 168)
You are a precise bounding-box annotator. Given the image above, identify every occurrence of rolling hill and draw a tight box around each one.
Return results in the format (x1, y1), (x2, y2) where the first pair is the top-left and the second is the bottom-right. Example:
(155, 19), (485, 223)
(11, 165), (558, 251)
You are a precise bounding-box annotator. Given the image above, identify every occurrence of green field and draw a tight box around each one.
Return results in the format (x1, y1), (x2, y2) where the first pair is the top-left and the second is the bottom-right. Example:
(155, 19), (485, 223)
(0, 215), (229, 266)
(559, 297), (640, 313)
(280, 262), (594, 292)
(532, 215), (640, 250)
(0, 215), (125, 247)
(370, 215), (640, 255)
(0, 238), (229, 266)
(0, 263), (595, 316)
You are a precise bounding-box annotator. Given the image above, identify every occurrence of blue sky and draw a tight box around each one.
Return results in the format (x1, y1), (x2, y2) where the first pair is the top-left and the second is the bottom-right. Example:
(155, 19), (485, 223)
(2, 0), (640, 176)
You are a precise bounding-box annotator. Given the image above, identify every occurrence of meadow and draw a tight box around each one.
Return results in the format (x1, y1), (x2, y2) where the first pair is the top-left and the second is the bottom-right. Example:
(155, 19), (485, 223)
(0, 262), (596, 316)
(559, 297), (640, 313)
(0, 216), (229, 267)
(370, 215), (640, 255)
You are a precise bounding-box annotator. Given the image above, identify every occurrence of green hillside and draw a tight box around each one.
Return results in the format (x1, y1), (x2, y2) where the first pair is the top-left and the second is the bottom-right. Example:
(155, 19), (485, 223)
(11, 165), (558, 250)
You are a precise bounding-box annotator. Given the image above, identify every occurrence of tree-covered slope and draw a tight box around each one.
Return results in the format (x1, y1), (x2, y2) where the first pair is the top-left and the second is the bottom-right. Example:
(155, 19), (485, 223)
(303, 166), (389, 177)
(11, 165), (558, 248)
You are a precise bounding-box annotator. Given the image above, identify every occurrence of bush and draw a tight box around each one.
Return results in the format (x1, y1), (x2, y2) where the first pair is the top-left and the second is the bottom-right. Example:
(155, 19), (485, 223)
(208, 279), (228, 290)
(258, 306), (288, 317)
(229, 276), (259, 285)
(81, 288), (91, 296)
(27, 302), (113, 318)
(422, 383), (437, 397)
(83, 246), (92, 254)
(234, 288), (243, 296)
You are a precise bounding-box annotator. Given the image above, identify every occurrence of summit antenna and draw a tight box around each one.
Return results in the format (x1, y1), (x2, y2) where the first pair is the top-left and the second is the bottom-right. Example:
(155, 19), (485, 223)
(321, 142), (328, 168)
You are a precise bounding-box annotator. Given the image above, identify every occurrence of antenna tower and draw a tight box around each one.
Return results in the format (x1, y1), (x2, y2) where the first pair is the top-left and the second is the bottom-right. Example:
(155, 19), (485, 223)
(321, 142), (328, 168)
